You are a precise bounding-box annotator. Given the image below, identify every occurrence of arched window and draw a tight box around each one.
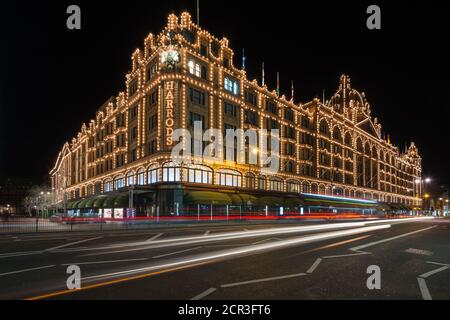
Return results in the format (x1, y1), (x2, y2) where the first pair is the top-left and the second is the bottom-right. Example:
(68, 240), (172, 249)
(285, 161), (294, 173)
(126, 172), (135, 186)
(94, 182), (102, 195)
(148, 165), (160, 184)
(114, 176), (124, 190)
(344, 132), (352, 147)
(311, 183), (318, 194)
(184, 164), (213, 184)
(269, 177), (283, 192)
(245, 172), (255, 189)
(333, 127), (342, 141)
(137, 168), (145, 185)
(319, 120), (330, 136)
(162, 162), (181, 182)
(216, 169), (241, 187)
(319, 184), (326, 195)
(301, 181), (310, 193)
(258, 175), (266, 190)
(287, 180), (301, 193)
(104, 180), (113, 193)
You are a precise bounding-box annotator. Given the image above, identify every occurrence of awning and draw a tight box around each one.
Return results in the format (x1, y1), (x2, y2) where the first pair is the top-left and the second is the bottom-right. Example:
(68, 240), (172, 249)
(184, 191), (232, 205)
(93, 196), (108, 209)
(284, 197), (304, 207)
(103, 196), (116, 208)
(114, 195), (129, 208)
(66, 200), (78, 209)
(239, 194), (258, 206)
(256, 196), (284, 207)
(84, 198), (97, 209)
(302, 196), (379, 210)
(71, 200), (84, 209)
(229, 194), (243, 206)
(76, 199), (89, 209)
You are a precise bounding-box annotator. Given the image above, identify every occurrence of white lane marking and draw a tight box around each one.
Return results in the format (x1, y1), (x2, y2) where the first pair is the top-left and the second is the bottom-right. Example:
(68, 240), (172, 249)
(191, 288), (217, 300)
(419, 266), (449, 279)
(82, 225), (390, 282)
(0, 251), (43, 259)
(417, 278), (432, 300)
(204, 231), (210, 236)
(405, 248), (433, 256)
(306, 258), (322, 274)
(147, 233), (163, 242)
(221, 272), (307, 288)
(152, 246), (203, 259)
(0, 265), (55, 277)
(45, 237), (103, 251)
(252, 238), (281, 245)
(427, 261), (450, 267)
(61, 258), (149, 266)
(350, 226), (437, 252)
(323, 252), (370, 259)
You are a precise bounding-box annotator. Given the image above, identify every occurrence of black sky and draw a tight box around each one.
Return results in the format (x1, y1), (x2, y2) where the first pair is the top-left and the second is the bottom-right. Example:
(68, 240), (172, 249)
(1, 0), (449, 185)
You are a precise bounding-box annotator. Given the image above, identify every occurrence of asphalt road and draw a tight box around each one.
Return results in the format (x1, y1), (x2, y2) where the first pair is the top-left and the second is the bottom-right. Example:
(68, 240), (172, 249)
(0, 217), (449, 300)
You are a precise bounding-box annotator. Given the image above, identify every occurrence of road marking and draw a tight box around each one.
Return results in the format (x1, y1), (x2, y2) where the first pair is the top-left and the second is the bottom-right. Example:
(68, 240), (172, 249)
(45, 237), (103, 251)
(323, 252), (370, 259)
(152, 246), (202, 259)
(61, 258), (149, 266)
(252, 238), (281, 245)
(26, 261), (212, 300)
(306, 258), (322, 274)
(0, 251), (43, 259)
(405, 248), (433, 256)
(427, 261), (450, 267)
(350, 226), (437, 252)
(191, 288), (217, 300)
(204, 231), (210, 236)
(221, 272), (307, 288)
(417, 278), (432, 300)
(419, 266), (449, 279)
(301, 235), (372, 254)
(0, 265), (55, 277)
(147, 233), (163, 242)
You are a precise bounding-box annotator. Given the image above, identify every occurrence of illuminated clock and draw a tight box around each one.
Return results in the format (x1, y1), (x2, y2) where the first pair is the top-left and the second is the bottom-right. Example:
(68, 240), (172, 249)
(160, 48), (180, 68)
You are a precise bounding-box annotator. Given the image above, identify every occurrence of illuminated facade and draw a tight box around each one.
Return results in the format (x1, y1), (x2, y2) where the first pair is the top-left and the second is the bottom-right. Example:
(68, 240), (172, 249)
(50, 12), (422, 216)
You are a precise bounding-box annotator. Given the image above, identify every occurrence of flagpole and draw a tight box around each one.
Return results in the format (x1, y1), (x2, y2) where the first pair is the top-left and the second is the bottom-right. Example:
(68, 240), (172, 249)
(197, 0), (200, 25)
(276, 72), (280, 97)
(262, 62), (265, 86)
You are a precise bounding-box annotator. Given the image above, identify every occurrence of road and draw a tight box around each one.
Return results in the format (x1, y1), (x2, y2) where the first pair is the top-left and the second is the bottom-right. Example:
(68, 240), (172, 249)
(0, 217), (449, 300)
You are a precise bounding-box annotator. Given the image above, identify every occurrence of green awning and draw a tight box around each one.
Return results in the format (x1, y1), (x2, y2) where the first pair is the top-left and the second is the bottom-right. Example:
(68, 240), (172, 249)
(184, 191), (232, 205)
(93, 196), (108, 209)
(239, 194), (258, 206)
(84, 198), (97, 209)
(76, 199), (89, 209)
(284, 197), (304, 207)
(256, 196), (284, 207)
(67, 200), (78, 209)
(114, 195), (129, 208)
(229, 194), (243, 206)
(103, 196), (116, 208)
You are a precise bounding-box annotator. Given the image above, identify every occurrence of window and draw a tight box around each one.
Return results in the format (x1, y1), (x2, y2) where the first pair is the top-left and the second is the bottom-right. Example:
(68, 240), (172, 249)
(269, 178), (283, 191)
(189, 88), (206, 106)
(200, 44), (207, 56)
(285, 143), (295, 156)
(300, 148), (312, 161)
(146, 91), (158, 108)
(184, 165), (213, 184)
(216, 169), (241, 187)
(149, 114), (157, 131)
(188, 60), (201, 77)
(104, 180), (113, 193)
(244, 110), (257, 126)
(126, 173), (135, 186)
(285, 126), (295, 139)
(287, 181), (300, 193)
(148, 140), (157, 155)
(188, 112), (205, 127)
(131, 148), (137, 162)
(244, 90), (256, 105)
(116, 154), (125, 167)
(137, 169), (145, 185)
(284, 108), (294, 122)
(224, 101), (238, 117)
(148, 166), (160, 184)
(116, 113), (126, 128)
(163, 163), (181, 182)
(266, 100), (278, 114)
(129, 79), (138, 97)
(131, 127), (138, 140)
(114, 177), (124, 190)
(130, 106), (138, 120)
(224, 77), (239, 95)
(301, 116), (310, 129)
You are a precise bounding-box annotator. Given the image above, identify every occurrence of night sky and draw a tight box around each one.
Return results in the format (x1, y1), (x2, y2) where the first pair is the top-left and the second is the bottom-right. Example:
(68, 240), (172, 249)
(1, 1), (449, 187)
